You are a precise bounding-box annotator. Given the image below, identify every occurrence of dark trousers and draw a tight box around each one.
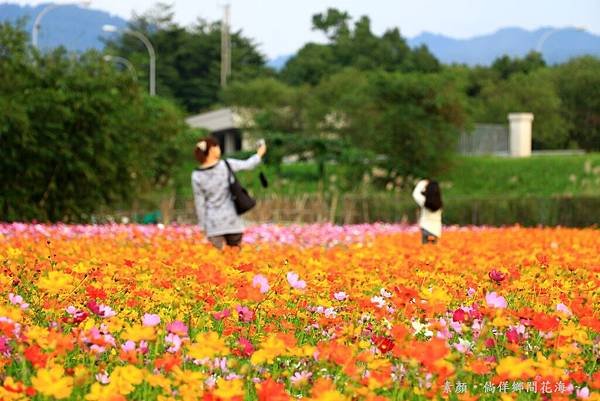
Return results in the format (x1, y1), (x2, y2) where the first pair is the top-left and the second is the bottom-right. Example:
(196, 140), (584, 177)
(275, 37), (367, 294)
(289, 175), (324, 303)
(208, 233), (243, 249)
(421, 228), (439, 244)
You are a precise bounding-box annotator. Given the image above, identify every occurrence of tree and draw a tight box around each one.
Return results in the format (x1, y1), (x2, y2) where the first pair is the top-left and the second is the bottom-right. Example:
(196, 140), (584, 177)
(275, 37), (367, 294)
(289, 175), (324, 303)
(491, 51), (546, 80)
(476, 70), (569, 149)
(345, 71), (469, 179)
(104, 4), (269, 113)
(0, 23), (186, 222)
(554, 56), (600, 151)
(280, 8), (438, 86)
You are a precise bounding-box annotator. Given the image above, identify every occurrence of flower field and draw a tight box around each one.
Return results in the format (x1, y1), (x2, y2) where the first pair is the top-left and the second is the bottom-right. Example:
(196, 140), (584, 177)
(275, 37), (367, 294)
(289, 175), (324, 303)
(0, 224), (599, 401)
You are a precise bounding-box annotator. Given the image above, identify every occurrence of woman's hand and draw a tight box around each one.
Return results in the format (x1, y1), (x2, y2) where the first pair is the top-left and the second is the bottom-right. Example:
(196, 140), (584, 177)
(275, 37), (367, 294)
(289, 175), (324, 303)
(257, 143), (267, 158)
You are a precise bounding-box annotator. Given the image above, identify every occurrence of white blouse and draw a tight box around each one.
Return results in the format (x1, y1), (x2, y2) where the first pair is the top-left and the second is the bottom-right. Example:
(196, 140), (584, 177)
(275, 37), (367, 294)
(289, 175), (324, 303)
(412, 179), (442, 237)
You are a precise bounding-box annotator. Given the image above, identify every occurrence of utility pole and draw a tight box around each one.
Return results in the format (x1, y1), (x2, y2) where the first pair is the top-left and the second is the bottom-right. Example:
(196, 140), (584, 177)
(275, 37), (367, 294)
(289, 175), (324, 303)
(221, 4), (231, 87)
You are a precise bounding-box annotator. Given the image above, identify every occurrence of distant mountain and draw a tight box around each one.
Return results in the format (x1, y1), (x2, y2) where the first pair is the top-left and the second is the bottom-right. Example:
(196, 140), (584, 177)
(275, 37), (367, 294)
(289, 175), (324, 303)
(0, 2), (127, 52)
(270, 27), (600, 69)
(267, 54), (292, 70)
(408, 27), (600, 65)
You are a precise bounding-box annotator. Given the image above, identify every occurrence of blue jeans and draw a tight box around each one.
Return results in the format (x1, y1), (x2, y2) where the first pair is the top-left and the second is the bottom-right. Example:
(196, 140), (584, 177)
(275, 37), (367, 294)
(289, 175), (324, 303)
(421, 228), (438, 244)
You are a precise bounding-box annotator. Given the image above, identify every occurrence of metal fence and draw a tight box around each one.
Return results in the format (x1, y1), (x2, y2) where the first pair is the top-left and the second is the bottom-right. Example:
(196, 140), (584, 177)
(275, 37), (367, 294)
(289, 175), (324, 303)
(458, 123), (509, 155)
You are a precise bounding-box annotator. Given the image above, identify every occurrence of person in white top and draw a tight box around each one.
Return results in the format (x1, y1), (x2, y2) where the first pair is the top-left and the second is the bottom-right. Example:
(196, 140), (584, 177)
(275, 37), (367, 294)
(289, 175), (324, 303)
(412, 179), (443, 244)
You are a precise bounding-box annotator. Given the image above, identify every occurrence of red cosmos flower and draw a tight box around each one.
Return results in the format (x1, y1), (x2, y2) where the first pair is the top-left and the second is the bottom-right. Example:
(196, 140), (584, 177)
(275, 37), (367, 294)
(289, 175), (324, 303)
(86, 286), (107, 300)
(213, 309), (231, 321)
(256, 378), (290, 401)
(236, 337), (254, 357)
(506, 328), (520, 343)
(86, 300), (102, 316)
(154, 353), (181, 372)
(536, 253), (549, 266)
(452, 308), (467, 322)
(488, 269), (506, 283)
(371, 335), (395, 354)
(484, 338), (496, 348)
(531, 312), (559, 332)
(24, 344), (48, 368)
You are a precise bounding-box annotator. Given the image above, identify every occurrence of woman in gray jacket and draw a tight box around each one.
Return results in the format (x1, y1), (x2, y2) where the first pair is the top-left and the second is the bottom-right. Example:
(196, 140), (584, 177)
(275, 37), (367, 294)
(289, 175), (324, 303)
(191, 137), (267, 249)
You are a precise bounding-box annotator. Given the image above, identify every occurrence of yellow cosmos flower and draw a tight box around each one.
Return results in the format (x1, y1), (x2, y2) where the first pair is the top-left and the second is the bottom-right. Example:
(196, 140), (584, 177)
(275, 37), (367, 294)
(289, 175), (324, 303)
(145, 373), (172, 392)
(0, 377), (28, 401)
(560, 322), (591, 345)
(250, 334), (286, 365)
(26, 326), (50, 349)
(121, 325), (156, 342)
(310, 390), (348, 401)
(84, 382), (120, 401)
(37, 271), (74, 295)
(496, 356), (536, 379)
(31, 366), (73, 399)
(187, 331), (229, 360)
(110, 365), (144, 395)
(420, 286), (451, 304)
(213, 378), (244, 399)
(0, 305), (22, 322)
(171, 367), (206, 386)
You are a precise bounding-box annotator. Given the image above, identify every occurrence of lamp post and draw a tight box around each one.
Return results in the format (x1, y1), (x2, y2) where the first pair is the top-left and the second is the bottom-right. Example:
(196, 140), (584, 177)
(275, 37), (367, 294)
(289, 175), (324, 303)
(32, 1), (92, 49)
(536, 27), (585, 53)
(102, 24), (156, 96)
(103, 55), (138, 81)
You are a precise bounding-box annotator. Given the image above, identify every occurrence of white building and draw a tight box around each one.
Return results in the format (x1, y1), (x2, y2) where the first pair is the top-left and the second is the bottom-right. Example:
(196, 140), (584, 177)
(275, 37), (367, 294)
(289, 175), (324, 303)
(185, 108), (248, 154)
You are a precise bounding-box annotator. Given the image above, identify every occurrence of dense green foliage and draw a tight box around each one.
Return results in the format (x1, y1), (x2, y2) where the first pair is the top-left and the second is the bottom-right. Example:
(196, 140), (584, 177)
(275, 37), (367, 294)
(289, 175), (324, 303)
(281, 8), (440, 85)
(0, 22), (186, 222)
(103, 4), (269, 113)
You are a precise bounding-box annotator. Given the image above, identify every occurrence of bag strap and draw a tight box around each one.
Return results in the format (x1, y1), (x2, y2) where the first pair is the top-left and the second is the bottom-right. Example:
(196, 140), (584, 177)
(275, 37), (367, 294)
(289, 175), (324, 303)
(223, 159), (235, 184)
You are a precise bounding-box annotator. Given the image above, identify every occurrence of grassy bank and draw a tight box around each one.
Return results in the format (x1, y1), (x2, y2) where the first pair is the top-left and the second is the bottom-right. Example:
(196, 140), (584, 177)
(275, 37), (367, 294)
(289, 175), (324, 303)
(172, 153), (600, 203)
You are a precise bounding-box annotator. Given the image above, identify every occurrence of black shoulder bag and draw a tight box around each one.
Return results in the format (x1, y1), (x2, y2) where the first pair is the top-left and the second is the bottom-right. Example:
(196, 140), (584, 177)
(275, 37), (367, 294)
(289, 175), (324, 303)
(224, 160), (256, 215)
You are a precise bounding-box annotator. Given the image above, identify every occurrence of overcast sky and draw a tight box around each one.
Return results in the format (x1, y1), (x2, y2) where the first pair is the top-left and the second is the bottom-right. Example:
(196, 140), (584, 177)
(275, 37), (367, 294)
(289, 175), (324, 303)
(9, 0), (600, 58)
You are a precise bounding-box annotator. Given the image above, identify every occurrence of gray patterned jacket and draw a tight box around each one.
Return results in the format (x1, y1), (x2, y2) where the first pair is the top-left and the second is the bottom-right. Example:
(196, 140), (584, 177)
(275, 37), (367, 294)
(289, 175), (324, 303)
(191, 155), (261, 237)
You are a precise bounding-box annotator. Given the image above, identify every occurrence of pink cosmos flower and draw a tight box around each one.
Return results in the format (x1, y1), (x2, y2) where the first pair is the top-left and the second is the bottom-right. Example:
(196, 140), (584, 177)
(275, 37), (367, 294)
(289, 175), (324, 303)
(0, 336), (9, 355)
(213, 309), (231, 320)
(96, 372), (110, 384)
(139, 341), (149, 354)
(576, 387), (590, 399)
(556, 303), (572, 316)
(99, 305), (116, 318)
(252, 274), (270, 293)
(290, 370), (313, 385)
(8, 293), (29, 310)
(333, 291), (348, 301)
(142, 313), (161, 327)
(371, 296), (386, 308)
(121, 340), (136, 352)
(86, 300), (116, 318)
(166, 321), (188, 336)
(485, 292), (507, 309)
(287, 272), (306, 290)
(236, 305), (255, 323)
(165, 333), (182, 353)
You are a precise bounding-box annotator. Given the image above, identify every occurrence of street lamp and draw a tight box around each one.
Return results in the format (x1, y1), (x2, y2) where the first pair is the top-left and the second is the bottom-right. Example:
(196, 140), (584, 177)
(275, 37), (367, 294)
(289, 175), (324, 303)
(102, 24), (156, 96)
(32, 1), (92, 49)
(536, 27), (586, 53)
(103, 55), (138, 81)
